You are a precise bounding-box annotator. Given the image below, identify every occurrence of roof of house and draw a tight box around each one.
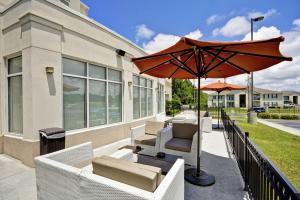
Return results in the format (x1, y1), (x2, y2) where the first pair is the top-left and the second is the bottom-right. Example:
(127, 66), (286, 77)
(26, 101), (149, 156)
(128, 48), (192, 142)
(207, 86), (300, 96)
(282, 90), (300, 95)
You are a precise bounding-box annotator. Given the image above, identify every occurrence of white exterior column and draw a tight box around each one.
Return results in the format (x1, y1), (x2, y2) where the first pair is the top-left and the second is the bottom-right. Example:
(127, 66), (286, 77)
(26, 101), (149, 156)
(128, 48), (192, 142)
(20, 14), (63, 140)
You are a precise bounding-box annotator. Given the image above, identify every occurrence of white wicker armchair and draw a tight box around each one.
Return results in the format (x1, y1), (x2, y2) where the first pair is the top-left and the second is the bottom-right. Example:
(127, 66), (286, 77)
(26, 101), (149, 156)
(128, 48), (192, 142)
(131, 121), (165, 156)
(35, 142), (184, 200)
(160, 118), (205, 166)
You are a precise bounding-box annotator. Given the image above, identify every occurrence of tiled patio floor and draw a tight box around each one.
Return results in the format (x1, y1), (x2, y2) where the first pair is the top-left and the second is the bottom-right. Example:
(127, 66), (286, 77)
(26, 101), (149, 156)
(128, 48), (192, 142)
(0, 124), (248, 200)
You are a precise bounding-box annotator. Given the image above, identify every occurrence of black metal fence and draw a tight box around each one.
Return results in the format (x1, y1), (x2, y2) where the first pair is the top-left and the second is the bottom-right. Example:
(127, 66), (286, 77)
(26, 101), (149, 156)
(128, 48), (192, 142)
(221, 109), (300, 200)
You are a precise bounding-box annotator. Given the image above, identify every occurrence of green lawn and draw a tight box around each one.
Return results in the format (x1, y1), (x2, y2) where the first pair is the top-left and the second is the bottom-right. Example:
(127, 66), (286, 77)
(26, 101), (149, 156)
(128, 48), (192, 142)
(233, 117), (300, 191)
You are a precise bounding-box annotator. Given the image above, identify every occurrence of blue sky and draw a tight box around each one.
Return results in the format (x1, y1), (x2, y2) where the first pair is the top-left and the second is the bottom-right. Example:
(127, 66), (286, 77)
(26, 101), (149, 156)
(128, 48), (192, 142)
(81, 0), (300, 91)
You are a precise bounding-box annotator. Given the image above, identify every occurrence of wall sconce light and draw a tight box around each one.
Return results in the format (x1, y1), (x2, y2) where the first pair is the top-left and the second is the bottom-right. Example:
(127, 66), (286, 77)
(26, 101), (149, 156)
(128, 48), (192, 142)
(46, 66), (54, 74)
(128, 81), (133, 87)
(116, 49), (126, 56)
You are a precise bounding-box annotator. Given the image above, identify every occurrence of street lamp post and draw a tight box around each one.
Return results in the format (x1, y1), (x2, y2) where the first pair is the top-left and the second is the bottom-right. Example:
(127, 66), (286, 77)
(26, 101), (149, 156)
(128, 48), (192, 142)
(248, 16), (264, 124)
(250, 16), (264, 110)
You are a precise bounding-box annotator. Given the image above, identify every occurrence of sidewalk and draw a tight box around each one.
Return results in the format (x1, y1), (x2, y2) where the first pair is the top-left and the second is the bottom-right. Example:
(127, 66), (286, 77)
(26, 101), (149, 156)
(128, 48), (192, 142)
(258, 119), (300, 137)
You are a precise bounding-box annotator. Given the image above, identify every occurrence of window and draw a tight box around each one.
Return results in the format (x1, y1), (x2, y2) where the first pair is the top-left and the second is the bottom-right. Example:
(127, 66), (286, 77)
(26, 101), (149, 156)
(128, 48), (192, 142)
(133, 75), (153, 119)
(7, 56), (23, 134)
(227, 95), (234, 101)
(227, 102), (234, 107)
(157, 83), (164, 113)
(63, 58), (122, 131)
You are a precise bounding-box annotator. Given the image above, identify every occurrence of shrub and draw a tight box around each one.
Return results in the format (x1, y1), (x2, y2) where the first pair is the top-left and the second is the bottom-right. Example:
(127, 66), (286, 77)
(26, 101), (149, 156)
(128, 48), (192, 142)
(270, 114), (280, 119)
(258, 112), (271, 119)
(165, 99), (181, 116)
(280, 115), (298, 120)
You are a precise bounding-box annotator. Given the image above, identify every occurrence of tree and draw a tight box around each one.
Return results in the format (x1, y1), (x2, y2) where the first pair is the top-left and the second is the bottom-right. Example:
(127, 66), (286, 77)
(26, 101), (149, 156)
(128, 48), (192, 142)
(172, 79), (207, 108)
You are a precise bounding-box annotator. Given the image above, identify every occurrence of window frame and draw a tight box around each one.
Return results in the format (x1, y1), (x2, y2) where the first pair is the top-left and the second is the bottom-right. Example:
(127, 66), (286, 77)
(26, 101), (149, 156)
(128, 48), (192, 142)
(6, 55), (23, 135)
(157, 83), (165, 114)
(62, 57), (123, 131)
(132, 74), (153, 119)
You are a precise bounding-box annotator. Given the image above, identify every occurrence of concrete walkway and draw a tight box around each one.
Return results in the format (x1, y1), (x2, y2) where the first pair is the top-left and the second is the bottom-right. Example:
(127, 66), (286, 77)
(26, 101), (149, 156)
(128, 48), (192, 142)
(258, 119), (300, 137)
(0, 155), (36, 200)
(0, 124), (247, 200)
(185, 128), (248, 200)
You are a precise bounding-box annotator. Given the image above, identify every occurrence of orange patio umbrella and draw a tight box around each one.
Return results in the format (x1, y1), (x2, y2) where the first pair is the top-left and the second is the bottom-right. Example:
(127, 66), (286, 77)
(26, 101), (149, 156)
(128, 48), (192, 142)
(132, 36), (291, 186)
(199, 81), (246, 129)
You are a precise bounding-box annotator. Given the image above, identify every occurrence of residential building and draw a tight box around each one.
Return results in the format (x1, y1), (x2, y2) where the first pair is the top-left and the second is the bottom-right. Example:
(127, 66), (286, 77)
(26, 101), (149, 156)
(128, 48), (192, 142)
(207, 87), (300, 108)
(0, 0), (171, 166)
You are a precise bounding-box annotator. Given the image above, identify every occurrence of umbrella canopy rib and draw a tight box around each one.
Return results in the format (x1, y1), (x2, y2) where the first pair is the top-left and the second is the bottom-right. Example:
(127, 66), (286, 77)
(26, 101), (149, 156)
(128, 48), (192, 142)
(206, 47), (225, 69)
(169, 54), (197, 76)
(167, 51), (195, 78)
(203, 53), (237, 76)
(132, 48), (194, 61)
(203, 49), (250, 74)
(207, 48), (292, 61)
(139, 49), (193, 74)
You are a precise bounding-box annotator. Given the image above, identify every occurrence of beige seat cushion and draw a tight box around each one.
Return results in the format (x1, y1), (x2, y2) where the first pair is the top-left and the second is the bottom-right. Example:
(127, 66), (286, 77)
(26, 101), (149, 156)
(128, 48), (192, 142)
(165, 138), (192, 152)
(101, 156), (163, 186)
(172, 123), (197, 140)
(92, 156), (158, 192)
(135, 134), (156, 146)
(145, 120), (166, 135)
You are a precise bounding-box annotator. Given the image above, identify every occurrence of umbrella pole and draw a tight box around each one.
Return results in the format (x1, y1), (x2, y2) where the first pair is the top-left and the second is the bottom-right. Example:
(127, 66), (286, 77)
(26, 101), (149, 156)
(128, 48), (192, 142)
(184, 76), (215, 186)
(218, 92), (220, 128)
(196, 77), (201, 174)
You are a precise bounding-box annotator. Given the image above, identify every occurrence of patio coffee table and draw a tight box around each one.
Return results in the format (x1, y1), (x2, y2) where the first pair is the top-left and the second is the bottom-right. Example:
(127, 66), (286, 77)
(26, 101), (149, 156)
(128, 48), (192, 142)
(119, 145), (143, 154)
(137, 153), (182, 175)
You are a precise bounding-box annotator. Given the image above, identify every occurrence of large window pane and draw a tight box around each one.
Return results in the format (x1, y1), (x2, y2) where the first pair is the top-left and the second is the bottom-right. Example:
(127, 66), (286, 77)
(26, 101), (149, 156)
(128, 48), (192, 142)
(63, 76), (86, 130)
(108, 83), (122, 123)
(8, 56), (22, 74)
(89, 64), (106, 80)
(148, 89), (153, 116)
(141, 88), (147, 117)
(133, 75), (139, 85)
(158, 84), (164, 113)
(133, 86), (140, 119)
(8, 76), (22, 133)
(108, 69), (122, 82)
(140, 78), (146, 87)
(63, 58), (86, 76)
(89, 80), (106, 127)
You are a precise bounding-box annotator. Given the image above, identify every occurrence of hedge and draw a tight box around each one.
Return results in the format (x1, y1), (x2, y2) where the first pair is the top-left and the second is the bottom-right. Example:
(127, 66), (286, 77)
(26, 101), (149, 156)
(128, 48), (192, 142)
(258, 112), (298, 120)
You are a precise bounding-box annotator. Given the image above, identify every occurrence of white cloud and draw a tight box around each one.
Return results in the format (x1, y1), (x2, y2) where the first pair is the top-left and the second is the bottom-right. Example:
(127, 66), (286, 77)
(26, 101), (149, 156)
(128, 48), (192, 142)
(135, 24), (155, 41)
(185, 29), (203, 40)
(143, 29), (203, 53)
(143, 33), (180, 54)
(248, 9), (277, 19)
(293, 19), (300, 30)
(242, 26), (281, 41)
(207, 14), (225, 25)
(212, 16), (250, 37)
(224, 21), (300, 91)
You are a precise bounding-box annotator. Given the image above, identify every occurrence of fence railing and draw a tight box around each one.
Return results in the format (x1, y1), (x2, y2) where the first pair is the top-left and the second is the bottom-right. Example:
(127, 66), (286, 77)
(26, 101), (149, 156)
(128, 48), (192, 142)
(221, 109), (300, 200)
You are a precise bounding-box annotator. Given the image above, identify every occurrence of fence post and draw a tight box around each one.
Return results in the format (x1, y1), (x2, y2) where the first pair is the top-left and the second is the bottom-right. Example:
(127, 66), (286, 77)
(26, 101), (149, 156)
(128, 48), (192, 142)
(232, 120), (235, 155)
(244, 132), (249, 191)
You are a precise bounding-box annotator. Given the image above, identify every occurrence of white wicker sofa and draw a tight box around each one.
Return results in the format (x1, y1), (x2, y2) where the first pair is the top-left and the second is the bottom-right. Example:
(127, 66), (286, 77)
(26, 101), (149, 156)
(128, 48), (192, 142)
(35, 142), (184, 200)
(160, 118), (205, 166)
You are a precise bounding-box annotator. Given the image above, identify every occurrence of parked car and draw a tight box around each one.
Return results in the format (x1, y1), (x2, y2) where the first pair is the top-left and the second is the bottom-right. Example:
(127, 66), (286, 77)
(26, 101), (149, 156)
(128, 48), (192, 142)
(283, 103), (295, 108)
(253, 107), (266, 113)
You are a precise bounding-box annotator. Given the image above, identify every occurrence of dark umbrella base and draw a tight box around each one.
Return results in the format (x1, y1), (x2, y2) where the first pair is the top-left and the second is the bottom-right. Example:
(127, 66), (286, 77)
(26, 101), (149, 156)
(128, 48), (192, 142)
(212, 124), (224, 130)
(184, 168), (215, 186)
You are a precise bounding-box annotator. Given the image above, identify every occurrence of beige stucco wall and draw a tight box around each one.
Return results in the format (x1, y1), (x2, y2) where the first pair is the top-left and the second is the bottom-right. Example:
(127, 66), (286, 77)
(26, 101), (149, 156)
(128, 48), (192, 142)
(0, 0), (168, 167)
(3, 135), (39, 167)
(0, 135), (3, 153)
